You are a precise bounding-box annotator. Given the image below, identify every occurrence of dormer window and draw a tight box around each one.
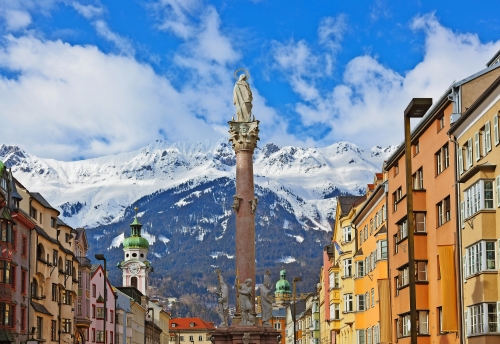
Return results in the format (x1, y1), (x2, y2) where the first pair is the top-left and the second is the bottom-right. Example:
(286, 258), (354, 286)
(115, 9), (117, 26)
(190, 323), (195, 327)
(171, 323), (176, 328)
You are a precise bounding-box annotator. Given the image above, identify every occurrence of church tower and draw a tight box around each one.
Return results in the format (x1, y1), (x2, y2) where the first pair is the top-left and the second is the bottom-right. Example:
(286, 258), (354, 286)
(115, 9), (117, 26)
(118, 207), (152, 296)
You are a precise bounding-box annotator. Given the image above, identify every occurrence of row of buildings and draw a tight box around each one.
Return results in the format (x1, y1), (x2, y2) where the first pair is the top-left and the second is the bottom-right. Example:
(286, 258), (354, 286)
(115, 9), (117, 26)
(312, 50), (500, 344)
(0, 167), (216, 344)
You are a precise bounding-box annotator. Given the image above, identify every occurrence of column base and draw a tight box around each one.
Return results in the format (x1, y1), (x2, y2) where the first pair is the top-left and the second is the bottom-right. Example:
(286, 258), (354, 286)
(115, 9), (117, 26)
(211, 326), (281, 344)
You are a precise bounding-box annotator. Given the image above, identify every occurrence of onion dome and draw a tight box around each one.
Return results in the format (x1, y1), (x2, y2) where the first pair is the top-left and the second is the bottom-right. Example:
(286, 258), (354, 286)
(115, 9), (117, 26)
(123, 207), (149, 249)
(275, 269), (291, 295)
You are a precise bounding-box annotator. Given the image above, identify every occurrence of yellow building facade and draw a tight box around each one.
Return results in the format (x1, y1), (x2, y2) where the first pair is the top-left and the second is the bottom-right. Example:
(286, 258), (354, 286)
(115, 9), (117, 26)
(332, 195), (366, 344)
(450, 75), (500, 344)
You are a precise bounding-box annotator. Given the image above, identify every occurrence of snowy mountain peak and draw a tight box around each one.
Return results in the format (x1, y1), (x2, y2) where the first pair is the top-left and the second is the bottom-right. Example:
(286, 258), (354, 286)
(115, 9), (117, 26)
(0, 140), (395, 229)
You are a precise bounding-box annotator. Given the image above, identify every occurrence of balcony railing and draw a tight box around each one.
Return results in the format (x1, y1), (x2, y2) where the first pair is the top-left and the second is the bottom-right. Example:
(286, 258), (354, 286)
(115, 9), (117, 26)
(77, 256), (92, 268)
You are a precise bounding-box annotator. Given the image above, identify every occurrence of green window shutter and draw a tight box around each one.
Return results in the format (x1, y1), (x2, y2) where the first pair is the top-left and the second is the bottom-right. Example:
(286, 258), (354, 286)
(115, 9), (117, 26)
(474, 132), (480, 161)
(494, 115), (499, 145)
(485, 121), (492, 152)
(458, 147), (464, 175)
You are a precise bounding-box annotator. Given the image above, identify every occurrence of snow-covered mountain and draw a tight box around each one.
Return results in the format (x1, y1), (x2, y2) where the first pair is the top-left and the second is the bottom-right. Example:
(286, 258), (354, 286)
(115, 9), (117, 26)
(0, 140), (396, 230)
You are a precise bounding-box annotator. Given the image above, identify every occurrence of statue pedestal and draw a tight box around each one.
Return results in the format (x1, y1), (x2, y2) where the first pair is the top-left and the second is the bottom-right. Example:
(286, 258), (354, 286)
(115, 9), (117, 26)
(212, 326), (280, 344)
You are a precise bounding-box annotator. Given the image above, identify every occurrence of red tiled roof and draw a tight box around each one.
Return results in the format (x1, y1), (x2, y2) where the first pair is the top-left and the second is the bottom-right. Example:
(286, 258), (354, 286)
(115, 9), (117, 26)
(169, 318), (216, 330)
(367, 184), (375, 190)
(375, 173), (383, 179)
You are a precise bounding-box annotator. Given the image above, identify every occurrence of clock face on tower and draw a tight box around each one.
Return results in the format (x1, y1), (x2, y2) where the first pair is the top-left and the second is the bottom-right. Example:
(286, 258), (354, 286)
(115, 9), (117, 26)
(128, 263), (140, 275)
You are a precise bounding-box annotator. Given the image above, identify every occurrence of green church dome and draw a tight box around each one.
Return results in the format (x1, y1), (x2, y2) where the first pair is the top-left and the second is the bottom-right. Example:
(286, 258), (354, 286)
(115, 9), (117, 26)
(123, 208), (149, 249)
(275, 269), (291, 295)
(123, 236), (149, 249)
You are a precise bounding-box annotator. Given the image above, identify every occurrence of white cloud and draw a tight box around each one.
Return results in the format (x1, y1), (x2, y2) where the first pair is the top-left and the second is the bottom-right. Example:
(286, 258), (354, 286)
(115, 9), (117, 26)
(154, 0), (202, 39)
(274, 13), (500, 148)
(72, 2), (104, 20)
(93, 20), (135, 55)
(3, 9), (32, 31)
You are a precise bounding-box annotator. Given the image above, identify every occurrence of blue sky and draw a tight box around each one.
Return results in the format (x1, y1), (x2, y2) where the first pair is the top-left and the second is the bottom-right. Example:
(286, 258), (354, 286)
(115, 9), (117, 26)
(1, 0), (500, 160)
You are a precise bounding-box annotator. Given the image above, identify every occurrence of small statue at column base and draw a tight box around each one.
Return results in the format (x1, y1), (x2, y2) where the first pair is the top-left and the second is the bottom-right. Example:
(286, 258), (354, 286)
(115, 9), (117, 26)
(215, 270), (229, 327)
(236, 278), (255, 326)
(231, 195), (241, 212)
(249, 197), (258, 214)
(259, 271), (273, 326)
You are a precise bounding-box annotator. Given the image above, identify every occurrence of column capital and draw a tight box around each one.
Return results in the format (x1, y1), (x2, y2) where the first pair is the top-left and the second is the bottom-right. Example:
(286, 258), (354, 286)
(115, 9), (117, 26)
(228, 121), (260, 153)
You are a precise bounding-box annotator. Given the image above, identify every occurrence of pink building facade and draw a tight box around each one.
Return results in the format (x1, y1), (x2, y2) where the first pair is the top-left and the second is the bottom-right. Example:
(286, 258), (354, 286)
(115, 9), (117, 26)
(88, 264), (116, 344)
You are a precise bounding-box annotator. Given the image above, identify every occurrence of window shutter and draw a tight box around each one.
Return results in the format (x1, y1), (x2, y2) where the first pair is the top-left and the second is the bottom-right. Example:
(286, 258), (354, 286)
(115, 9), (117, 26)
(467, 138), (473, 168)
(496, 176), (500, 207)
(497, 302), (500, 333)
(463, 255), (467, 282)
(460, 201), (465, 228)
(465, 309), (469, 336)
(474, 132), (480, 161)
(377, 242), (382, 261)
(494, 115), (499, 145)
(458, 147), (464, 174)
(485, 121), (492, 152)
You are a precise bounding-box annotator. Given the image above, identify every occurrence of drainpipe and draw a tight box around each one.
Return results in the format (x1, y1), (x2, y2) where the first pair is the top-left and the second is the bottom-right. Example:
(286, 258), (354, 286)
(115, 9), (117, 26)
(449, 134), (465, 344)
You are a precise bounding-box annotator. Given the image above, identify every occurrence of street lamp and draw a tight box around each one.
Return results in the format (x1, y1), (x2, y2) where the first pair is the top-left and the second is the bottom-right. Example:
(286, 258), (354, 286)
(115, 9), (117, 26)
(95, 254), (107, 344)
(293, 277), (302, 344)
(403, 98), (432, 344)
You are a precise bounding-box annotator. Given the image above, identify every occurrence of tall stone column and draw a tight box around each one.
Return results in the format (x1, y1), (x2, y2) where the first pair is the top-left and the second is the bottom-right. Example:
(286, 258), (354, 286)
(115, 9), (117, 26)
(229, 120), (260, 315)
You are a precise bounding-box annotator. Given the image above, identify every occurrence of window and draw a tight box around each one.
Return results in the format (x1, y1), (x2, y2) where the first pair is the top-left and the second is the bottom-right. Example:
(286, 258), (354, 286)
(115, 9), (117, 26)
(189, 336), (194, 342)
(397, 314), (411, 338)
(343, 294), (353, 312)
(394, 163), (399, 176)
(92, 305), (96, 318)
(484, 121), (492, 154)
(458, 145), (464, 175)
(39, 212), (42, 224)
(359, 231), (363, 246)
(78, 271), (82, 288)
(376, 240), (388, 260)
(393, 235), (398, 254)
(371, 289), (375, 308)
(343, 258), (352, 277)
(0, 261), (11, 284)
(65, 260), (72, 275)
(37, 316), (43, 339)
(412, 168), (424, 189)
(274, 322), (281, 330)
(97, 307), (105, 319)
(418, 311), (429, 334)
(370, 219), (374, 234)
(464, 180), (495, 218)
(97, 330), (104, 343)
(330, 304), (340, 320)
(373, 325), (379, 344)
(367, 328), (372, 344)
(396, 266), (409, 289)
(51, 217), (56, 228)
(438, 114), (445, 131)
(393, 187), (403, 211)
(465, 241), (496, 277)
(343, 226), (352, 242)
(382, 204), (386, 222)
(413, 142), (420, 156)
(92, 329), (96, 342)
(21, 307), (26, 331)
(356, 294), (366, 311)
(62, 319), (72, 333)
(356, 261), (364, 278)
(110, 332), (113, 344)
(77, 298), (82, 315)
(22, 236), (27, 256)
(397, 219), (407, 242)
(110, 310), (114, 323)
(92, 284), (96, 297)
(52, 283), (58, 301)
(356, 329), (366, 344)
(435, 143), (450, 175)
(198, 336), (203, 341)
(415, 213), (426, 233)
(465, 138), (473, 169)
(329, 272), (340, 289)
(437, 196), (451, 226)
(30, 207), (37, 220)
(416, 261), (428, 281)
(51, 319), (57, 340)
(0, 303), (10, 326)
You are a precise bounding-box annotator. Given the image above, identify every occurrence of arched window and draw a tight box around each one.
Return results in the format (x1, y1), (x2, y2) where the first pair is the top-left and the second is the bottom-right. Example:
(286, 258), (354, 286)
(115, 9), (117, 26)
(131, 277), (138, 288)
(32, 279), (38, 297)
(37, 244), (45, 261)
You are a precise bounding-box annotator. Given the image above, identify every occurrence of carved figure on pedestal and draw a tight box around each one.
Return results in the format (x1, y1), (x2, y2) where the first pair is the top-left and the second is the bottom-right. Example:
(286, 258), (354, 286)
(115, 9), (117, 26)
(259, 271), (273, 326)
(231, 195), (241, 212)
(249, 197), (258, 214)
(215, 270), (229, 327)
(233, 70), (253, 122)
(235, 277), (255, 325)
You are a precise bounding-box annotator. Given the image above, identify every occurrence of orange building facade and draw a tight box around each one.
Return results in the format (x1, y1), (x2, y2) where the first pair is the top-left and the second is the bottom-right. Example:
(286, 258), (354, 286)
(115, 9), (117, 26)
(352, 173), (389, 344)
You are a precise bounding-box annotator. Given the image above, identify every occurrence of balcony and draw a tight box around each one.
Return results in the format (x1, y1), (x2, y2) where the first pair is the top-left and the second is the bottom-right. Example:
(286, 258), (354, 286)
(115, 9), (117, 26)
(77, 256), (92, 268)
